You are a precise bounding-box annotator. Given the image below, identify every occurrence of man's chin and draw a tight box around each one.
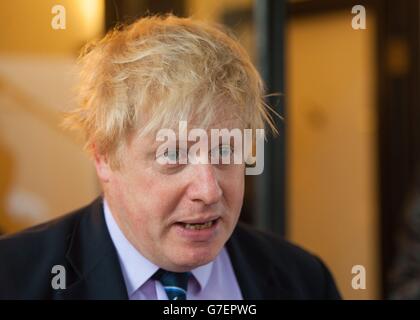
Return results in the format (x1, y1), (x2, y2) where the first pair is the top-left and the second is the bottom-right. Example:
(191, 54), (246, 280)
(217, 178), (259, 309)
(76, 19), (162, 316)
(166, 245), (221, 271)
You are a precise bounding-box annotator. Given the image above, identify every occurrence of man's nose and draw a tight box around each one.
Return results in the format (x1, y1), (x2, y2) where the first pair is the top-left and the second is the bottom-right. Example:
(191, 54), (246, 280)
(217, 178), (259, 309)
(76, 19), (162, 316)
(187, 164), (223, 205)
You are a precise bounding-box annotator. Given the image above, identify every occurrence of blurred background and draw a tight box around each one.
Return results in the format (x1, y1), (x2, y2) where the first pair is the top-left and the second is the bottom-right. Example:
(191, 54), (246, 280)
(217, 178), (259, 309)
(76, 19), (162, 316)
(0, 0), (419, 300)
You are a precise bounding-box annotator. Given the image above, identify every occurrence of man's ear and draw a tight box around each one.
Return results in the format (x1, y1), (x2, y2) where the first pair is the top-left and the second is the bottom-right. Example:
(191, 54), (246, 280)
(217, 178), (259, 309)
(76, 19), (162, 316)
(92, 144), (112, 183)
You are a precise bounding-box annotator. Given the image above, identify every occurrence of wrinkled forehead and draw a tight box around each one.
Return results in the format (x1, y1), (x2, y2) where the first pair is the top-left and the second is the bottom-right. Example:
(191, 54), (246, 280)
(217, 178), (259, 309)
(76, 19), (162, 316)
(152, 118), (244, 142)
(183, 115), (245, 131)
(139, 101), (246, 136)
(129, 113), (245, 150)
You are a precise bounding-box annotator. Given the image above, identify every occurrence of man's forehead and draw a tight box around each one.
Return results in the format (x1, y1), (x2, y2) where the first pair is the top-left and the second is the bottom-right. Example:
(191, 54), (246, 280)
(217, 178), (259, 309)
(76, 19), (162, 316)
(139, 117), (245, 147)
(188, 117), (244, 130)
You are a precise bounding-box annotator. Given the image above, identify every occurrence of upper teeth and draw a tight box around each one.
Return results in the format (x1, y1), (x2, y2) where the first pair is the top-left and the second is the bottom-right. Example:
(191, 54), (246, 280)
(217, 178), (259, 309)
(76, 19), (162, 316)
(184, 220), (214, 230)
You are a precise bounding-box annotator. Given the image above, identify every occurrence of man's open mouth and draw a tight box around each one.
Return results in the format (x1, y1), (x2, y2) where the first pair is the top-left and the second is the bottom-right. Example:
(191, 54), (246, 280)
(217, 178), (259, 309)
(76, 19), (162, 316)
(176, 218), (220, 230)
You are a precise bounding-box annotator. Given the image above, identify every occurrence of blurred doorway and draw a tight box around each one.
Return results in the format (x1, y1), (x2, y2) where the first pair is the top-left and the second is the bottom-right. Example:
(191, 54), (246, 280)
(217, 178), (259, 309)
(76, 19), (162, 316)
(286, 0), (420, 299)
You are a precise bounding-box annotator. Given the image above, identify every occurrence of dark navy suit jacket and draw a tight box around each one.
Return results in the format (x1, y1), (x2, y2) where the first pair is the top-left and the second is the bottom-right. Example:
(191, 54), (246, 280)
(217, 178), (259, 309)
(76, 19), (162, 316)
(0, 198), (341, 299)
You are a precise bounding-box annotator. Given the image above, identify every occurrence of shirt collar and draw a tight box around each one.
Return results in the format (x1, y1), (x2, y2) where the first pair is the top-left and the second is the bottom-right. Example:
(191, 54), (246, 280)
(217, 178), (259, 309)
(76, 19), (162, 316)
(103, 199), (214, 295)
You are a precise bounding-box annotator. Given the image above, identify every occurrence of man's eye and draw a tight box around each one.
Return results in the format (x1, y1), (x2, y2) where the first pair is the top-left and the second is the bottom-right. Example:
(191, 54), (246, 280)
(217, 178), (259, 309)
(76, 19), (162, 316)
(219, 145), (232, 157)
(210, 145), (233, 164)
(164, 149), (180, 162)
(159, 148), (188, 165)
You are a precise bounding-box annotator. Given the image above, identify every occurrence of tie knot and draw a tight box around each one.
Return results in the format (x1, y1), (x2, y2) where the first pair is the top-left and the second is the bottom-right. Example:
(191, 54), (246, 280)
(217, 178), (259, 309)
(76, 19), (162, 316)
(153, 269), (192, 300)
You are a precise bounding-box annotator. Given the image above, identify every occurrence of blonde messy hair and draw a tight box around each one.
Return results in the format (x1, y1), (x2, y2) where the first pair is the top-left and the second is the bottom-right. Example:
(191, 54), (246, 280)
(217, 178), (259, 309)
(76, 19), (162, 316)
(64, 14), (277, 169)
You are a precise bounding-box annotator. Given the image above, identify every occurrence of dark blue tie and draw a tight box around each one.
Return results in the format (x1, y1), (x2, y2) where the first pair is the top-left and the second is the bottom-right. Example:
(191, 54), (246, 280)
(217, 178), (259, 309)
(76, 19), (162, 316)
(153, 269), (192, 300)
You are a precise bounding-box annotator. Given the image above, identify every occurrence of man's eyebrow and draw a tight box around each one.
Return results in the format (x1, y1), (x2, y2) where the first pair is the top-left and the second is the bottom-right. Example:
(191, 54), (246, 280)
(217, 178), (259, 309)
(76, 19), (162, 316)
(148, 139), (218, 152)
(144, 139), (177, 156)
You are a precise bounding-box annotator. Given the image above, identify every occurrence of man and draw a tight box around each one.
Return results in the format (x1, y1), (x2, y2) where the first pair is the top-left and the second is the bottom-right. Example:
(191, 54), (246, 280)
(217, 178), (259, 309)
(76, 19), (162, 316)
(0, 15), (341, 300)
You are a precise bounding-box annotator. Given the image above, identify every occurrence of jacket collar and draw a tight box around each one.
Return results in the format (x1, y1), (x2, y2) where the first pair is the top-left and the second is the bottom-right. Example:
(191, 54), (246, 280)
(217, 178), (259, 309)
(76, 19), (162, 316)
(57, 197), (128, 299)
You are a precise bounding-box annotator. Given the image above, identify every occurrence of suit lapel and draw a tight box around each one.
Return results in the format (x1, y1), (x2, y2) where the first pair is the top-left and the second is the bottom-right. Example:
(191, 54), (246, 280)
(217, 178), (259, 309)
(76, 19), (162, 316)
(226, 223), (293, 299)
(56, 197), (128, 299)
